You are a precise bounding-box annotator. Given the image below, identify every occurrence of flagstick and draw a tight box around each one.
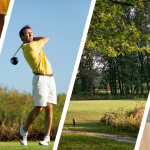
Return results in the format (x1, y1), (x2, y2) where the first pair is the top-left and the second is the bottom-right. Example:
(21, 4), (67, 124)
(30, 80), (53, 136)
(109, 91), (111, 104)
(107, 82), (111, 104)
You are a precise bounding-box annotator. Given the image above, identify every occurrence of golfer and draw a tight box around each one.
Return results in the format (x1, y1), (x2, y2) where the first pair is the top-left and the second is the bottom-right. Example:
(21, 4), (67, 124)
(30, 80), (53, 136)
(19, 25), (57, 146)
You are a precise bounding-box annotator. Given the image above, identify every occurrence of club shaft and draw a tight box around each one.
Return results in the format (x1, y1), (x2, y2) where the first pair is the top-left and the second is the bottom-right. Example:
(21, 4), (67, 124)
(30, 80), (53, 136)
(13, 43), (23, 57)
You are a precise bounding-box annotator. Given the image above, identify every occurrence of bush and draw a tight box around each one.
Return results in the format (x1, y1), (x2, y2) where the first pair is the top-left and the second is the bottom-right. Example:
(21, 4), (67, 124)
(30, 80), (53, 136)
(100, 106), (145, 133)
(71, 93), (148, 100)
(0, 123), (58, 141)
(0, 85), (66, 141)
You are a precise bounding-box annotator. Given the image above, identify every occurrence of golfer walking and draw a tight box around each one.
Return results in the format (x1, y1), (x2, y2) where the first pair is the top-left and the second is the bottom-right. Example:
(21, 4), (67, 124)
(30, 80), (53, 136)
(19, 25), (57, 145)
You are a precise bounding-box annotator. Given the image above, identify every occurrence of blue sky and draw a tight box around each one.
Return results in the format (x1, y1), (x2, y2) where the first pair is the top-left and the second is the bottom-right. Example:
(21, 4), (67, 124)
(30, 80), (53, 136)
(0, 0), (92, 94)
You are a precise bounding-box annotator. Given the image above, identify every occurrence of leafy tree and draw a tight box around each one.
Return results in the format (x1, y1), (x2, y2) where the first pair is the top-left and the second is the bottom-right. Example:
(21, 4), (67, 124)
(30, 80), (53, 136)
(87, 0), (150, 56)
(72, 0), (150, 98)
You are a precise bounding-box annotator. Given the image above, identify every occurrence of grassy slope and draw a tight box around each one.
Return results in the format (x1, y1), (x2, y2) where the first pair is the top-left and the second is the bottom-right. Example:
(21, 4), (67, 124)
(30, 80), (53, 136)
(0, 141), (54, 150)
(64, 100), (146, 136)
(58, 133), (135, 150)
(58, 100), (145, 150)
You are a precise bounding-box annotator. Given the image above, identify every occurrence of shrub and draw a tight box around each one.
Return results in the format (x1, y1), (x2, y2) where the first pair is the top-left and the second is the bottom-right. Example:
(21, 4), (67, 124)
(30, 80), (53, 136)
(0, 85), (66, 141)
(100, 106), (144, 133)
(0, 123), (58, 141)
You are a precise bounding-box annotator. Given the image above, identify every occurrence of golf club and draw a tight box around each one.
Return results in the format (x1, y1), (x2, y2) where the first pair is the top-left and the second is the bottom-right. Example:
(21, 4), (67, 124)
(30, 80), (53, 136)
(10, 44), (23, 65)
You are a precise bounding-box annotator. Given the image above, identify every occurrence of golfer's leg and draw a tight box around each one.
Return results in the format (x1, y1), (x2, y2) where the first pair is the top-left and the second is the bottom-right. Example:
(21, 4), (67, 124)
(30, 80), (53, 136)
(45, 103), (53, 136)
(23, 106), (43, 132)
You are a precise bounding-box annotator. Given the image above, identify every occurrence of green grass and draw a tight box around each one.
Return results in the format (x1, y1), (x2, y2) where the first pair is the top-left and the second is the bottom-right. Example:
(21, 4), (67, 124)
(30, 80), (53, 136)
(58, 133), (135, 150)
(0, 141), (54, 150)
(58, 100), (143, 149)
(67, 100), (144, 115)
(64, 100), (146, 136)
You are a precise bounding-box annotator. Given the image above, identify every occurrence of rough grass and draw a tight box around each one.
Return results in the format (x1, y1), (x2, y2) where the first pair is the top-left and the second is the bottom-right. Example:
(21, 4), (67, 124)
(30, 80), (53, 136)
(0, 85), (66, 141)
(0, 141), (54, 150)
(100, 107), (144, 133)
(0, 123), (58, 141)
(0, 85), (66, 128)
(58, 133), (135, 150)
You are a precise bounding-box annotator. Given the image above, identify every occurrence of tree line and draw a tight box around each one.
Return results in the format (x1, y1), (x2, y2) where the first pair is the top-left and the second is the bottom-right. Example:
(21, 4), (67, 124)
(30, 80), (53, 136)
(72, 0), (150, 98)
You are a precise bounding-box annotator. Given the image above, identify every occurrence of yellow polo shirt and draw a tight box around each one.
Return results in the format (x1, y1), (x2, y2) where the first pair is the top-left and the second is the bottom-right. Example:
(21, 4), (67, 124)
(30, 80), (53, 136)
(21, 40), (52, 74)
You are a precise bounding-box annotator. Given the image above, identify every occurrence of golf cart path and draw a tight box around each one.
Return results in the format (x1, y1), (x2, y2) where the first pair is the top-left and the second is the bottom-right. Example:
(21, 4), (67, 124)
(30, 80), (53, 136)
(62, 129), (137, 143)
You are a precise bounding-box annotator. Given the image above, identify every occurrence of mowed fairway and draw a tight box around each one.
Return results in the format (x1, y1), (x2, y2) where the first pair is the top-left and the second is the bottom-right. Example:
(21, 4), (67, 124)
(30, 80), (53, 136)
(64, 100), (146, 135)
(65, 100), (145, 122)
(0, 141), (54, 150)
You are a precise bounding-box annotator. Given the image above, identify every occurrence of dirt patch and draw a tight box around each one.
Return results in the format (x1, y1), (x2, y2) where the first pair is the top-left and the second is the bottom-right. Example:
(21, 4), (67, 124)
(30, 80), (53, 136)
(62, 129), (137, 143)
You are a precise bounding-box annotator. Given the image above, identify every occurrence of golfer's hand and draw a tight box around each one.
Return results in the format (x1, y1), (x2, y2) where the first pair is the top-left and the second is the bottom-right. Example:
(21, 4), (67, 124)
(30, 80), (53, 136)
(42, 37), (49, 45)
(33, 37), (49, 45)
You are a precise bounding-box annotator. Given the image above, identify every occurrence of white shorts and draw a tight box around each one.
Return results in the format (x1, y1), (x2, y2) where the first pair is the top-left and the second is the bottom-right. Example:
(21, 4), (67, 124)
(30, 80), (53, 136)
(32, 74), (57, 106)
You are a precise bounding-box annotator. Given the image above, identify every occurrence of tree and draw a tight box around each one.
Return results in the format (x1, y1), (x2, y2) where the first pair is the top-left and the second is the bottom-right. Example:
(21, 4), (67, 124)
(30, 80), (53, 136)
(72, 0), (150, 98)
(87, 0), (150, 56)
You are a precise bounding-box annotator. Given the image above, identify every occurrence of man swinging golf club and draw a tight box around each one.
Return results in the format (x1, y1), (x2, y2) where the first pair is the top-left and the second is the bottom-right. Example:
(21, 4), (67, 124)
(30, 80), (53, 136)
(19, 25), (57, 146)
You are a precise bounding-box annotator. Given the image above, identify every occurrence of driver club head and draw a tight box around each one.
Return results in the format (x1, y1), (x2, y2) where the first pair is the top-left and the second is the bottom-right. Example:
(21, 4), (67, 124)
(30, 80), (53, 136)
(10, 57), (18, 65)
(10, 44), (23, 65)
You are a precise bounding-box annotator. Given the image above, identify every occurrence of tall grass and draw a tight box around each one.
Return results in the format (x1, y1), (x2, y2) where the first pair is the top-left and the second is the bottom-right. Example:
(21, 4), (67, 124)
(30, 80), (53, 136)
(100, 104), (145, 133)
(0, 85), (66, 141)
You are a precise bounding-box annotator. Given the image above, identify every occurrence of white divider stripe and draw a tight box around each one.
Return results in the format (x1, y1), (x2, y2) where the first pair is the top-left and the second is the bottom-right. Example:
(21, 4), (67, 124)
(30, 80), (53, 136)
(52, 0), (96, 150)
(0, 0), (15, 54)
(134, 92), (150, 150)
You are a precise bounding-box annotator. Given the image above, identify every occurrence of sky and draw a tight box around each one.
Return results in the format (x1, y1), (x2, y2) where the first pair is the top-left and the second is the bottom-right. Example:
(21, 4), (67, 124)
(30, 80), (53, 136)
(0, 0), (92, 94)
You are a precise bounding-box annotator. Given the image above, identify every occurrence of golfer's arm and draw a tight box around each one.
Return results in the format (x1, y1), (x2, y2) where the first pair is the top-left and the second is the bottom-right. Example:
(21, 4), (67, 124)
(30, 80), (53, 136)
(33, 37), (49, 45)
